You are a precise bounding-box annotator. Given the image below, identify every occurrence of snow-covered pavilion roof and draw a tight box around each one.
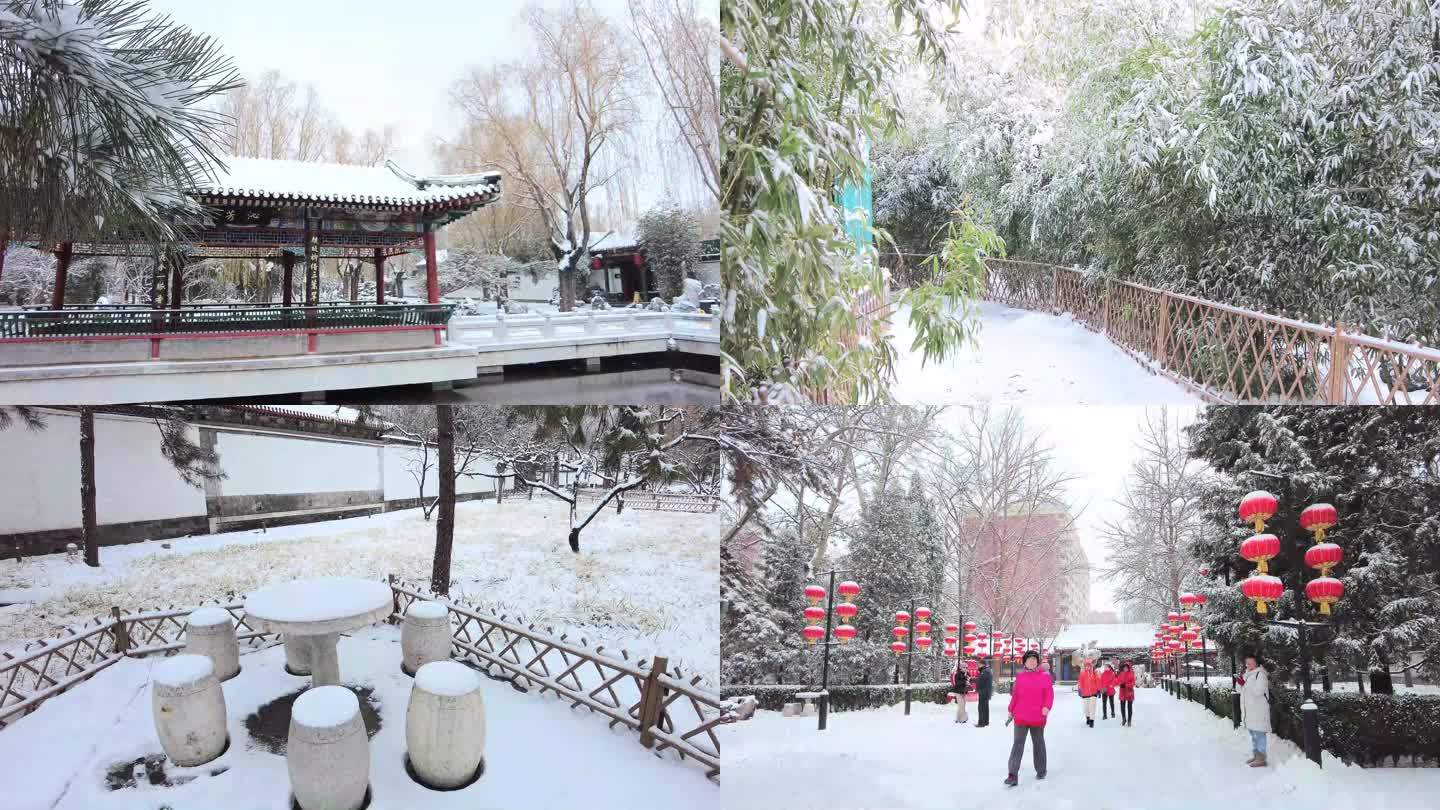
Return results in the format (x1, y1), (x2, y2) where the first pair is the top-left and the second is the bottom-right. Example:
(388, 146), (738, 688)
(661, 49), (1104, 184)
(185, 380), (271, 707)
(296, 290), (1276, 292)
(587, 230), (638, 253)
(1052, 623), (1164, 650)
(193, 157), (502, 210)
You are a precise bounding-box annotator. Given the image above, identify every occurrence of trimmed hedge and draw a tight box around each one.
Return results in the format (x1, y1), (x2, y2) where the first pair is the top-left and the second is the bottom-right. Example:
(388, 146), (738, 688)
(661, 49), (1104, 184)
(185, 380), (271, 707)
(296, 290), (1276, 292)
(1166, 678), (1440, 767)
(722, 682), (997, 713)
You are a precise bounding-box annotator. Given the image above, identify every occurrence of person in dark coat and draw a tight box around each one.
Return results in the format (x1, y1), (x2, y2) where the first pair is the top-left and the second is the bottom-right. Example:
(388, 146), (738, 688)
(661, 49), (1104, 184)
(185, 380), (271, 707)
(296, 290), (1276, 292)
(976, 663), (993, 727)
(952, 663), (970, 723)
(1370, 666), (1395, 695)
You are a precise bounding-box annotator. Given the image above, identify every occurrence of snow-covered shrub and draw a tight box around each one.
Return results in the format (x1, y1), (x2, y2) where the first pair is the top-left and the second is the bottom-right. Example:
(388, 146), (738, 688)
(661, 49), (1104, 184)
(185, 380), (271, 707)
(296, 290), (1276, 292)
(588, 294), (611, 310)
(719, 683), (953, 713)
(1268, 689), (1440, 767)
(502, 300), (529, 315)
(645, 297), (669, 312)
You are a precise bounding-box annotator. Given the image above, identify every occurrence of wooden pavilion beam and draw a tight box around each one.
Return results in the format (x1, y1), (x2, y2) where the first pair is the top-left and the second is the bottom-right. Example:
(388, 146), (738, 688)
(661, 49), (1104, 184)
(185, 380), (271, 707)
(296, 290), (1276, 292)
(423, 228), (439, 304)
(281, 253), (295, 307)
(374, 247), (386, 305)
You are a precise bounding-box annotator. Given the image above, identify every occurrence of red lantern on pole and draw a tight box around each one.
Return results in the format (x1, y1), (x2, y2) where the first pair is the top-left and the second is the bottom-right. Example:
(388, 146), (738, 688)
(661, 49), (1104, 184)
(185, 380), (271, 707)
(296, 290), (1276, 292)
(1179, 612), (1192, 625)
(895, 611), (911, 625)
(1179, 593), (1198, 610)
(944, 624), (959, 636)
(804, 585), (826, 605)
(1191, 593), (1207, 609)
(804, 606), (825, 625)
(915, 607), (932, 622)
(1242, 574), (1284, 615)
(838, 581), (861, 603)
(915, 621), (932, 637)
(892, 625), (909, 639)
(833, 625), (857, 644)
(1305, 543), (1344, 577)
(890, 641), (907, 655)
(943, 646), (957, 658)
(835, 602), (858, 623)
(1166, 611), (1180, 623)
(1180, 629), (1198, 643)
(1241, 534), (1282, 574)
(963, 621), (977, 633)
(963, 645), (976, 656)
(1299, 503), (1338, 542)
(802, 625), (825, 645)
(963, 633), (977, 644)
(916, 636), (933, 651)
(1240, 490), (1278, 532)
(1306, 577), (1345, 615)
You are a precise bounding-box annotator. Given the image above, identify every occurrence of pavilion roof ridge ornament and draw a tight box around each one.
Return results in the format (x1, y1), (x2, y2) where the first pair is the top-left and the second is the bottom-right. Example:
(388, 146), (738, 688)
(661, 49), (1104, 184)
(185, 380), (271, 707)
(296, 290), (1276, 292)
(385, 159), (502, 190)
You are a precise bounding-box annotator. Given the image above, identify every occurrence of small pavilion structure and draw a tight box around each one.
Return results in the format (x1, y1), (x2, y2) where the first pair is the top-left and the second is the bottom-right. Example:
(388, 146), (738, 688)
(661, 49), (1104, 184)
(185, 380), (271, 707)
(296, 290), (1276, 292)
(0, 158), (502, 402)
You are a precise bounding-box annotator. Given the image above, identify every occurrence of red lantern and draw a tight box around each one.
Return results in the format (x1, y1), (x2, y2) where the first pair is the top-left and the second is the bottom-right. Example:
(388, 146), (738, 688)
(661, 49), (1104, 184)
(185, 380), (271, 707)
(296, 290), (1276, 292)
(892, 626), (909, 640)
(1191, 593), (1207, 608)
(915, 607), (932, 621)
(944, 636), (958, 647)
(804, 606), (825, 625)
(1306, 577), (1345, 615)
(1305, 543), (1344, 577)
(1242, 574), (1284, 615)
(943, 646), (957, 658)
(802, 625), (825, 644)
(1154, 631), (1165, 640)
(804, 585), (826, 605)
(1240, 490), (1279, 532)
(962, 633), (975, 644)
(1180, 629), (1198, 643)
(895, 611), (911, 625)
(833, 625), (857, 644)
(963, 645), (976, 655)
(915, 621), (932, 637)
(590, 256), (602, 270)
(1241, 533), (1282, 574)
(1179, 612), (1192, 624)
(944, 623), (959, 636)
(963, 621), (977, 633)
(1300, 503), (1338, 542)
(890, 641), (907, 655)
(1167, 640), (1182, 651)
(916, 636), (933, 651)
(1166, 611), (1180, 623)
(991, 631), (1004, 639)
(835, 602), (858, 623)
(1179, 593), (1198, 610)
(838, 581), (861, 602)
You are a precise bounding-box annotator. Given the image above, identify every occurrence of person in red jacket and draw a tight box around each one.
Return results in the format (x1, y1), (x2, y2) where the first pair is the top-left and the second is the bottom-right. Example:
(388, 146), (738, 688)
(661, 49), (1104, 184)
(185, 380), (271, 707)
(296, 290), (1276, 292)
(1099, 661), (1117, 720)
(1117, 661), (1137, 726)
(1005, 649), (1054, 787)
(1077, 661), (1100, 727)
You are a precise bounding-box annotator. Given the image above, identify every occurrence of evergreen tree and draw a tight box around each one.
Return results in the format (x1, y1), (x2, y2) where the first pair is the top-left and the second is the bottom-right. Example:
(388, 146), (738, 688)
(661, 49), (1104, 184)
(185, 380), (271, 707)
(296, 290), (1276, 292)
(637, 201), (701, 300)
(1187, 407), (1440, 683)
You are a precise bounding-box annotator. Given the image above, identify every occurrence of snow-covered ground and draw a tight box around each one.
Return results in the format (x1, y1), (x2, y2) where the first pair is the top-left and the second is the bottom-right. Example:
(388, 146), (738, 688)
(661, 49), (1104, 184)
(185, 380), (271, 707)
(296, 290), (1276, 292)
(723, 688), (1440, 810)
(0, 498), (717, 684)
(0, 626), (718, 810)
(888, 301), (1200, 404)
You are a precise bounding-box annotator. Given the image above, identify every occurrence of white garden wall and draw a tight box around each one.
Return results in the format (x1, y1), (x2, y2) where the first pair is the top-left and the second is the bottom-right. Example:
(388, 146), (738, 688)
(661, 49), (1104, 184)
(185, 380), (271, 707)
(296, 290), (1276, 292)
(0, 409), (206, 535)
(213, 430), (381, 496)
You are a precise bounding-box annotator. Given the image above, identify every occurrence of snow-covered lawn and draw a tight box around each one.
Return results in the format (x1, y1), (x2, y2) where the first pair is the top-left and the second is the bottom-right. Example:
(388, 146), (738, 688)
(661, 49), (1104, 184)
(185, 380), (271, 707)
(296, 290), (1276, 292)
(888, 301), (1200, 404)
(0, 498), (718, 684)
(722, 687), (1439, 810)
(0, 626), (718, 810)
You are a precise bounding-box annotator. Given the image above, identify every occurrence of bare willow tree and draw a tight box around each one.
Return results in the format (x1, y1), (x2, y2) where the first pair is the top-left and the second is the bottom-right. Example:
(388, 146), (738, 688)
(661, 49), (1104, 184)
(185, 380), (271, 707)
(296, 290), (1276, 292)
(940, 406), (1084, 638)
(627, 0), (719, 201)
(0, 0), (240, 251)
(450, 0), (642, 311)
(1096, 408), (1207, 623)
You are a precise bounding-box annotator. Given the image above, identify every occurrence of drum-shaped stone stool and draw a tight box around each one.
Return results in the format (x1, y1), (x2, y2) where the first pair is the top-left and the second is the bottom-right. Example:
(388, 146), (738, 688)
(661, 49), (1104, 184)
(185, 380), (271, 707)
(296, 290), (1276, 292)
(288, 686), (370, 810)
(407, 661), (485, 789)
(285, 635), (313, 676)
(401, 601), (451, 676)
(185, 607), (239, 681)
(152, 654), (228, 767)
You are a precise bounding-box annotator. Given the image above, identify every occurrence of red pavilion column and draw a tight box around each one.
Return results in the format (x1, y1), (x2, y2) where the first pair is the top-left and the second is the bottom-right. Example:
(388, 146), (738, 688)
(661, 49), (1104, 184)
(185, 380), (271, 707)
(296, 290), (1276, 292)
(281, 253), (295, 307)
(374, 248), (386, 305)
(423, 229), (439, 304)
(50, 242), (72, 309)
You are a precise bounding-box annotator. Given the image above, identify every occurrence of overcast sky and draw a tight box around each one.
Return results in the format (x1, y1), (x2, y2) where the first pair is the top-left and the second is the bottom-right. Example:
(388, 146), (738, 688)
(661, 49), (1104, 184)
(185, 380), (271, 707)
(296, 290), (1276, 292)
(150, 0), (713, 214)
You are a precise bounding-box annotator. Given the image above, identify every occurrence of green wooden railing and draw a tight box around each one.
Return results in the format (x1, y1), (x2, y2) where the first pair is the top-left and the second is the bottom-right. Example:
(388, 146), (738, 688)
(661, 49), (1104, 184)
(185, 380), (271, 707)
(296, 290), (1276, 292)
(0, 304), (455, 340)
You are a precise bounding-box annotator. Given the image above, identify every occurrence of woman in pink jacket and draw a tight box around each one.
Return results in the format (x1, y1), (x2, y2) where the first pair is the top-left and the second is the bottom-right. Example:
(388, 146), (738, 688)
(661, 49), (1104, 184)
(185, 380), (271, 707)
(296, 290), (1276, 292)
(1005, 649), (1055, 786)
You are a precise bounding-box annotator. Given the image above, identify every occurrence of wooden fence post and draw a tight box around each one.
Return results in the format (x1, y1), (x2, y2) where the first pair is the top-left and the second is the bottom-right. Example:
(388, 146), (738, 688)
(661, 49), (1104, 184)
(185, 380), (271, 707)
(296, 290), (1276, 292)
(1101, 279), (1112, 335)
(111, 607), (129, 656)
(1155, 292), (1171, 365)
(388, 573), (400, 621)
(1051, 266), (1059, 314)
(638, 655), (670, 749)
(1328, 322), (1350, 405)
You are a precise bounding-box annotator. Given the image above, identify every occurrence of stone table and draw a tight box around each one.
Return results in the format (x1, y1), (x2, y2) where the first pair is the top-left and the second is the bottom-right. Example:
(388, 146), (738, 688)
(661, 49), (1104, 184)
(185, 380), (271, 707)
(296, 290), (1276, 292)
(244, 577), (392, 687)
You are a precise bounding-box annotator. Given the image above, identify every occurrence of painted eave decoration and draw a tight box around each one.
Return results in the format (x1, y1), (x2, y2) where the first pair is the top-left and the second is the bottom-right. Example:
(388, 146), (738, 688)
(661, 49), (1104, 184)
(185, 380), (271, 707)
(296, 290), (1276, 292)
(191, 157), (503, 211)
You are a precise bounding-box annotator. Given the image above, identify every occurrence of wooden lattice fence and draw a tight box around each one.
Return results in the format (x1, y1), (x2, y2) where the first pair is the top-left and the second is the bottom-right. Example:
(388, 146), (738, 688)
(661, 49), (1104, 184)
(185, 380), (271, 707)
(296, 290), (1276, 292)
(574, 487), (720, 513)
(982, 259), (1440, 405)
(0, 580), (724, 780)
(387, 579), (722, 779)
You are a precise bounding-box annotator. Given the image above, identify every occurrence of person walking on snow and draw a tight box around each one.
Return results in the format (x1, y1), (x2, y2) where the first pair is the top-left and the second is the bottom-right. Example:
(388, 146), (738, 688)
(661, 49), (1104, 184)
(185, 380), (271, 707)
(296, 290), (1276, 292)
(976, 663), (993, 727)
(1236, 652), (1272, 767)
(1117, 661), (1136, 726)
(1099, 661), (1117, 720)
(1077, 660), (1100, 727)
(952, 663), (970, 724)
(1005, 650), (1054, 786)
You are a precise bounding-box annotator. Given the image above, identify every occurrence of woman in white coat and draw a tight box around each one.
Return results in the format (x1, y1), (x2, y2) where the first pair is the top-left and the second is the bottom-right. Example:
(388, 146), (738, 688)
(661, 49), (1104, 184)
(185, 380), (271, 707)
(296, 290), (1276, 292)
(1235, 652), (1272, 767)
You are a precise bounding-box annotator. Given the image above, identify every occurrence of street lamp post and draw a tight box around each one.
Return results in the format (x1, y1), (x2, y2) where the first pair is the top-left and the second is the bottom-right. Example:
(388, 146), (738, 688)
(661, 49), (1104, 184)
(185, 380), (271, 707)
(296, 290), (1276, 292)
(887, 597), (938, 716)
(802, 572), (860, 731)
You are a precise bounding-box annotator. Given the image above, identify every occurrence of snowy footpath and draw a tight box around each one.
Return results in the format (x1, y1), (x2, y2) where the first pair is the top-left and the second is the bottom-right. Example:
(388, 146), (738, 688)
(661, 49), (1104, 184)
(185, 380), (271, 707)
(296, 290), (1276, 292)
(0, 498), (718, 683)
(889, 301), (1199, 404)
(0, 626), (718, 810)
(722, 687), (1439, 810)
